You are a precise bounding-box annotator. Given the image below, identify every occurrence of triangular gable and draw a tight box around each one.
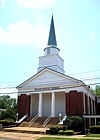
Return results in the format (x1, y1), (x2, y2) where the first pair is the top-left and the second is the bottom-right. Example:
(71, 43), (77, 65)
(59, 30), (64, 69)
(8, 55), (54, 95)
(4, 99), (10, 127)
(17, 68), (82, 89)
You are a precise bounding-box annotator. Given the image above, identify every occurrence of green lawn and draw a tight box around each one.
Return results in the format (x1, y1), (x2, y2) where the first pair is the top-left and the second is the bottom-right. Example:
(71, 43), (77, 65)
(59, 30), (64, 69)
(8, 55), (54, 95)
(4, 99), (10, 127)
(86, 134), (100, 137)
(37, 138), (90, 140)
(37, 134), (100, 140)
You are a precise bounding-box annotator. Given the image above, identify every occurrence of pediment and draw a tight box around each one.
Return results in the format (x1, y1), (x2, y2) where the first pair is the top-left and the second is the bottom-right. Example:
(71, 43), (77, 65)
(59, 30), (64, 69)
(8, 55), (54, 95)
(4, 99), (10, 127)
(17, 68), (81, 89)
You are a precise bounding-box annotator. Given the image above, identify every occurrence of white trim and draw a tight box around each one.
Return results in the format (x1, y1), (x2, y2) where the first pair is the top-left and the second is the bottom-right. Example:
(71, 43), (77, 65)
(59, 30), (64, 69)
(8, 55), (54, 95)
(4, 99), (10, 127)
(83, 115), (100, 118)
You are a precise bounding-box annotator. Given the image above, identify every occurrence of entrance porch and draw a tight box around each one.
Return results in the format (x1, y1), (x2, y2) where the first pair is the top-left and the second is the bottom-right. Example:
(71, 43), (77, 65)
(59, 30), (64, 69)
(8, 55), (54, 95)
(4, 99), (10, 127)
(30, 92), (66, 117)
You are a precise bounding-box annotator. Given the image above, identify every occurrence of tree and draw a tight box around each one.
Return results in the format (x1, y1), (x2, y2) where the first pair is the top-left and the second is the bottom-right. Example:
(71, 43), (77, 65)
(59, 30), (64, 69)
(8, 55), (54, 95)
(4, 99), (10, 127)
(0, 95), (16, 110)
(64, 116), (84, 132)
(0, 95), (17, 120)
(0, 108), (16, 120)
(93, 85), (100, 96)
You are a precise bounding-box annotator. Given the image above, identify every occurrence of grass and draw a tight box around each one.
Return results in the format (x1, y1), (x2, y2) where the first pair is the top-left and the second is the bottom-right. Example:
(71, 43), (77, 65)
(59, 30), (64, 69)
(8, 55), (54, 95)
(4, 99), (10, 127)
(37, 134), (100, 140)
(86, 134), (100, 137)
(37, 138), (91, 140)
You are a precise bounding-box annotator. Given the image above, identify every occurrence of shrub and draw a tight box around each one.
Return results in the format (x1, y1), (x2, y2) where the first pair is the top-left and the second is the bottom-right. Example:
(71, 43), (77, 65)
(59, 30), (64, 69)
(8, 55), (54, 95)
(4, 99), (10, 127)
(58, 130), (65, 135)
(0, 118), (14, 126)
(90, 125), (100, 134)
(58, 130), (74, 135)
(65, 130), (74, 135)
(0, 109), (16, 120)
(65, 116), (84, 132)
(50, 126), (59, 134)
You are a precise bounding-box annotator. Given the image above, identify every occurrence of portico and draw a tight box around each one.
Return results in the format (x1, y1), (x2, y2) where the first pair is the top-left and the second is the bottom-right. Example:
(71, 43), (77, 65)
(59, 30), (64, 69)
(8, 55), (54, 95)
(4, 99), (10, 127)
(30, 91), (66, 117)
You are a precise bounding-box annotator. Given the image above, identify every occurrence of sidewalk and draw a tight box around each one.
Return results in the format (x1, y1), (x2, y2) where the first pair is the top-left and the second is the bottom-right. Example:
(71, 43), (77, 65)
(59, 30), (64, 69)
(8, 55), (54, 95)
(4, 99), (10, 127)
(0, 127), (99, 140)
(2, 126), (45, 134)
(0, 127), (83, 140)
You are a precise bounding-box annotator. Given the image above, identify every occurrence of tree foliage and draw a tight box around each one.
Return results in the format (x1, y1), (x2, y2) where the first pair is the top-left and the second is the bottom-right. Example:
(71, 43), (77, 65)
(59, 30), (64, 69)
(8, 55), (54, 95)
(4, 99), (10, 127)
(93, 85), (100, 96)
(0, 95), (17, 120)
(64, 116), (84, 132)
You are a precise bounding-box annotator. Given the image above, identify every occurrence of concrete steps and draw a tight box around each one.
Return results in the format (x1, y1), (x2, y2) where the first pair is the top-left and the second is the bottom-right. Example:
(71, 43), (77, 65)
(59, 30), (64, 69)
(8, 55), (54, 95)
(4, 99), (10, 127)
(19, 116), (59, 128)
(19, 116), (34, 127)
(31, 117), (47, 127)
(47, 117), (59, 127)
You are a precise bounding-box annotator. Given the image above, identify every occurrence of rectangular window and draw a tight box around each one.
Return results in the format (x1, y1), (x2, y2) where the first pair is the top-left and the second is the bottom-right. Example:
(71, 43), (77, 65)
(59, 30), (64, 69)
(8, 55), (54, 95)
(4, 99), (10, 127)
(47, 48), (50, 54)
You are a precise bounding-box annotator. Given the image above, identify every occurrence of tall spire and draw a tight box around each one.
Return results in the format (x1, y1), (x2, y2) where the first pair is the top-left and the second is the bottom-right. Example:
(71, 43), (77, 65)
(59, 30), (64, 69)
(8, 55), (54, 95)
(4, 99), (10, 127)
(47, 15), (57, 47)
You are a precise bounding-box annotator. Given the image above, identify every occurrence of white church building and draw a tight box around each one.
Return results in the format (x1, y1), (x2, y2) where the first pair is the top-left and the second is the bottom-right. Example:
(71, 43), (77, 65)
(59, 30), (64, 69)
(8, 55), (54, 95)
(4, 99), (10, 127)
(17, 16), (96, 127)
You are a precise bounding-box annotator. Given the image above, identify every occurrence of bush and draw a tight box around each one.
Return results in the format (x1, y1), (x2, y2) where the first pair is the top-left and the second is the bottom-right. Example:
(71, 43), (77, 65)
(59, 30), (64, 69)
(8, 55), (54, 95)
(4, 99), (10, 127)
(65, 130), (74, 135)
(0, 118), (14, 126)
(0, 109), (16, 120)
(58, 130), (65, 135)
(90, 125), (100, 134)
(65, 116), (84, 132)
(50, 126), (59, 134)
(58, 130), (74, 135)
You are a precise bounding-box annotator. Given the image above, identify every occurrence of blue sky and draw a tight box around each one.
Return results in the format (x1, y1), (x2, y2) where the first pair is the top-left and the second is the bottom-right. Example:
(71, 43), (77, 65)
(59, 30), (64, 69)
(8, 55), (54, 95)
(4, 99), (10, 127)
(0, 0), (100, 96)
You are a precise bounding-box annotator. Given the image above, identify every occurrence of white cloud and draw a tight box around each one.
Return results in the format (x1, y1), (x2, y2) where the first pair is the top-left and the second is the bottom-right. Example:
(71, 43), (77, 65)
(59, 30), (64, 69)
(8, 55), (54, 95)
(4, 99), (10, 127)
(0, 86), (17, 94)
(0, 20), (48, 47)
(0, 85), (18, 98)
(88, 32), (95, 39)
(16, 0), (54, 9)
(0, 0), (7, 8)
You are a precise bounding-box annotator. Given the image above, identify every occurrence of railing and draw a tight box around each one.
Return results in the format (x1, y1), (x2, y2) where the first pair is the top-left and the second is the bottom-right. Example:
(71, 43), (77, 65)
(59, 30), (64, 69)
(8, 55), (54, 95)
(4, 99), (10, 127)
(29, 114), (38, 127)
(15, 114), (28, 124)
(58, 115), (67, 125)
(43, 114), (51, 127)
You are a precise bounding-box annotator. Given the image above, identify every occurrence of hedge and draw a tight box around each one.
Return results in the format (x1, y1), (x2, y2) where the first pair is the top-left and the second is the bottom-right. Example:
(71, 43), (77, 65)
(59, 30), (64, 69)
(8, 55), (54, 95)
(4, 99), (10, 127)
(58, 130), (74, 135)
(50, 125), (63, 134)
(0, 118), (14, 126)
(90, 125), (100, 134)
(64, 116), (84, 132)
(50, 126), (59, 134)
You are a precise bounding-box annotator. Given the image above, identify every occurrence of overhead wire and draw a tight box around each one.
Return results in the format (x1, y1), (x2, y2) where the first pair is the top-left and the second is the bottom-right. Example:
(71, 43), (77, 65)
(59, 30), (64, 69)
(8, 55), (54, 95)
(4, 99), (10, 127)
(0, 82), (100, 94)
(0, 75), (100, 90)
(0, 69), (100, 85)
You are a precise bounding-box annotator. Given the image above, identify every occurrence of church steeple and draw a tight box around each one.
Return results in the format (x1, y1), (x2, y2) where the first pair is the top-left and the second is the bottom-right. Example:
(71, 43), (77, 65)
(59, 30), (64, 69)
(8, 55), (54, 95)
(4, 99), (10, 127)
(38, 15), (65, 74)
(47, 15), (57, 47)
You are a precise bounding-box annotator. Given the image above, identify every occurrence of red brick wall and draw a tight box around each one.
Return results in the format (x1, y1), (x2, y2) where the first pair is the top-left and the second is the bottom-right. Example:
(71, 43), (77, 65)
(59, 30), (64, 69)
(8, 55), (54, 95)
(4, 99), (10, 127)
(17, 94), (30, 118)
(95, 97), (100, 115)
(89, 97), (91, 114)
(85, 94), (88, 114)
(66, 90), (84, 116)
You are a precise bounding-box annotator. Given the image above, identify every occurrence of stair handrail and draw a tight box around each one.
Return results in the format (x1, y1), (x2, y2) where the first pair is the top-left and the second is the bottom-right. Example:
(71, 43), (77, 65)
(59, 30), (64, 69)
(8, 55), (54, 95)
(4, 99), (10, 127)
(43, 114), (51, 127)
(29, 114), (38, 127)
(15, 114), (28, 124)
(58, 115), (67, 124)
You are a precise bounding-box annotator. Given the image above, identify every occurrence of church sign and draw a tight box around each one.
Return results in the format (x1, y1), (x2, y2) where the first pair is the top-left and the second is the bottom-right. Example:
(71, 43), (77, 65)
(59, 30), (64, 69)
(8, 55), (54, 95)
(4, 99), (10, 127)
(34, 86), (60, 91)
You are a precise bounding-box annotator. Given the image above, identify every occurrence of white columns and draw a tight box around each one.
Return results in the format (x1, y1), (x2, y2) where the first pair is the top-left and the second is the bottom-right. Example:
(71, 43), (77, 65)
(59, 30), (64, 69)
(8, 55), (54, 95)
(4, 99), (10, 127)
(38, 93), (43, 117)
(51, 92), (55, 117)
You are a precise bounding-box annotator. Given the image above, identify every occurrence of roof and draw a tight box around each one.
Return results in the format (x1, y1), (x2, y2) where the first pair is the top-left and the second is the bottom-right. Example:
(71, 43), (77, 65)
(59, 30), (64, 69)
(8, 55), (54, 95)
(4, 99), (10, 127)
(17, 67), (82, 89)
(47, 15), (57, 46)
